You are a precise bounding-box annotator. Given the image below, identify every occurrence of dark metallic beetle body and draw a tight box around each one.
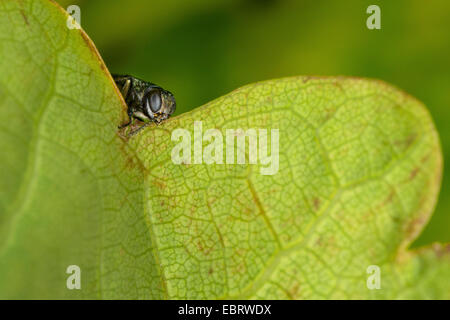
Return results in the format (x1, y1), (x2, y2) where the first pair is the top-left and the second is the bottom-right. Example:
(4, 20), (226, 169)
(113, 74), (176, 127)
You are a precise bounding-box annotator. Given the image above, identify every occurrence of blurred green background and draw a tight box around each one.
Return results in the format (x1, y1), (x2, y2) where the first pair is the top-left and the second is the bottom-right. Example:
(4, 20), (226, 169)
(57, 0), (450, 246)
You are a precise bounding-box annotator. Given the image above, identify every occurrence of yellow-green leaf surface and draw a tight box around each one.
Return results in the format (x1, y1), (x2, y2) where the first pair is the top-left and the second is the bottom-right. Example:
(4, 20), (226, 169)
(0, 0), (449, 299)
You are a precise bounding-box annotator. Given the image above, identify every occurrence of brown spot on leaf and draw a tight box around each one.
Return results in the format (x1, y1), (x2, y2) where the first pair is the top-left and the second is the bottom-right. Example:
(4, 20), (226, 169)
(394, 133), (416, 149)
(152, 179), (167, 190)
(433, 243), (450, 258)
(117, 137), (147, 180)
(382, 190), (395, 206)
(405, 216), (426, 239)
(421, 153), (431, 164)
(409, 167), (420, 180)
(313, 197), (321, 210)
(289, 283), (301, 298)
(196, 241), (213, 256)
(20, 10), (29, 25)
(315, 235), (335, 247)
(315, 237), (322, 246)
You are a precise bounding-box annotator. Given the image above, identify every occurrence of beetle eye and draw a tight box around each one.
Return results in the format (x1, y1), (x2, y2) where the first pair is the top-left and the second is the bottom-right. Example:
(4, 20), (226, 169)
(146, 90), (162, 114)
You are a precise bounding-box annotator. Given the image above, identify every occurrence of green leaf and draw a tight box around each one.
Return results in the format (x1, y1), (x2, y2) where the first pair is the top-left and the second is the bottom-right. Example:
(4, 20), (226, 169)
(0, 0), (448, 299)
